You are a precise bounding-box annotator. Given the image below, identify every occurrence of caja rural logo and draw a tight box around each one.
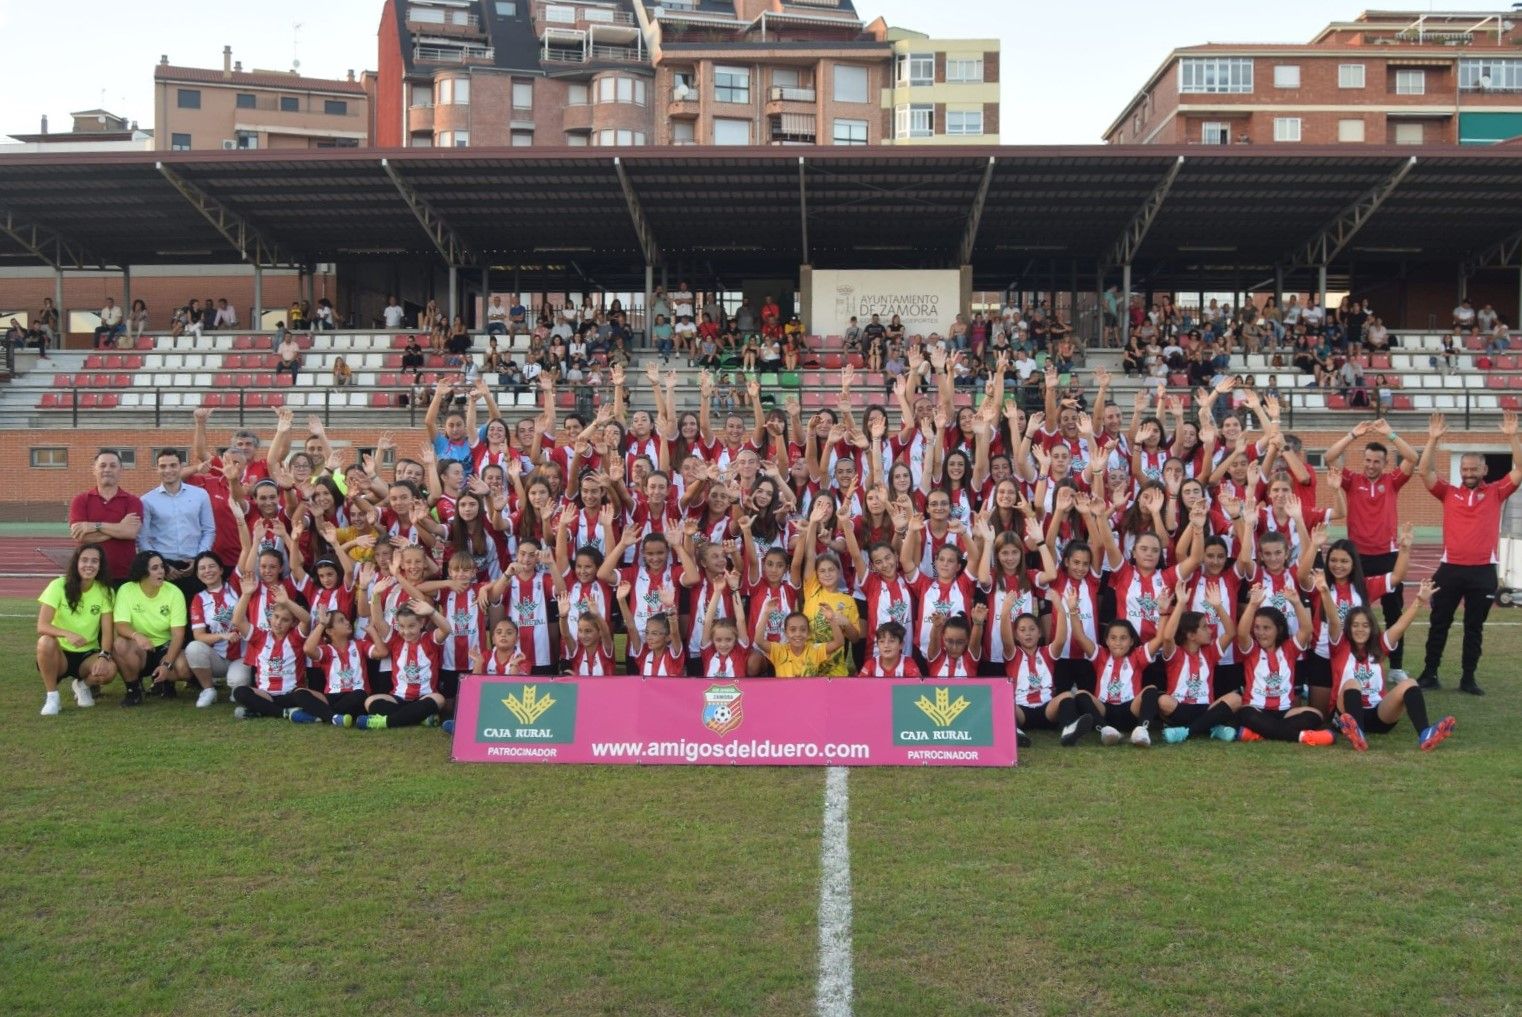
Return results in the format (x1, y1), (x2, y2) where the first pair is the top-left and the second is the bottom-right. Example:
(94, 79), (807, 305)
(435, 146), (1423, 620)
(475, 682), (579, 743)
(702, 683), (743, 736)
(892, 685), (994, 746)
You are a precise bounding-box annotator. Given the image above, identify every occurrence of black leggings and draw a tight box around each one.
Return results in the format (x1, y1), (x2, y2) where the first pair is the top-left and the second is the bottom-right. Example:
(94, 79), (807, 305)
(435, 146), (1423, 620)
(367, 696), (440, 728)
(1017, 696), (1079, 731)
(232, 686), (323, 717)
(1164, 700), (1239, 737)
(296, 690), (368, 722)
(1238, 706), (1322, 742)
(1339, 685), (1428, 736)
(1076, 687), (1160, 731)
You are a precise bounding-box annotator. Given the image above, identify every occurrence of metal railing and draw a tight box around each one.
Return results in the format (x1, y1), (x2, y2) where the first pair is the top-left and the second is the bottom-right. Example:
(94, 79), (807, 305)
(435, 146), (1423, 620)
(769, 86), (817, 102)
(536, 1), (635, 25)
(413, 44), (495, 64)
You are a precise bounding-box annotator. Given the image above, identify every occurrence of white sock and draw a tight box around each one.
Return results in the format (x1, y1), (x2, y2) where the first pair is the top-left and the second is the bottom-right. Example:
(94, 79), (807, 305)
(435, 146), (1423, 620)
(45, 690), (60, 701)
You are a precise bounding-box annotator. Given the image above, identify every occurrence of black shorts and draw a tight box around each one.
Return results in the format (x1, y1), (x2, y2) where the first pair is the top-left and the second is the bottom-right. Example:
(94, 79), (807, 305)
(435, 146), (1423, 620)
(1214, 663), (1245, 697)
(1141, 656), (1168, 691)
(1095, 700), (1140, 732)
(1016, 701), (1060, 729)
(367, 659), (394, 696)
(1055, 657), (1095, 695)
(978, 659), (1007, 677)
(439, 668), (461, 699)
(1163, 702), (1211, 727)
(1337, 699), (1400, 735)
(143, 643), (171, 675)
(1297, 653), (1332, 690)
(57, 649), (99, 681)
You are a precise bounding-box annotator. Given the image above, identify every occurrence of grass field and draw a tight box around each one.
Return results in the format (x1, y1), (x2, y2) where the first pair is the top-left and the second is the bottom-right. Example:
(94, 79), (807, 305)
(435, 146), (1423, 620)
(4, 596), (1520, 1017)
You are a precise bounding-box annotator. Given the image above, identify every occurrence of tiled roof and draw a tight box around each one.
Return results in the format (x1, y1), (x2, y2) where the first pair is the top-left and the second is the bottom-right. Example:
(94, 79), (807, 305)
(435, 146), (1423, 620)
(154, 64), (368, 95)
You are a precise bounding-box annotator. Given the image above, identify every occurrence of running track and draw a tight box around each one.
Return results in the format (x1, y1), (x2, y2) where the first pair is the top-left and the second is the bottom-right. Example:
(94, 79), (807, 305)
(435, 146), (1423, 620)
(0, 537), (1450, 600)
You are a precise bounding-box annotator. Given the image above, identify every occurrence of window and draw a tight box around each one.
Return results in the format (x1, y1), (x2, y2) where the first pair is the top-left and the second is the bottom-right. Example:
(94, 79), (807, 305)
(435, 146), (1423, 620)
(410, 84), (433, 107)
(1394, 122), (1424, 145)
(176, 89), (201, 109)
(832, 118), (868, 145)
(566, 132), (589, 146)
(324, 99), (348, 116)
(595, 129), (648, 145)
(568, 83), (588, 105)
(1273, 65), (1300, 88)
(236, 93), (257, 109)
(30, 448), (67, 469)
(773, 67), (800, 89)
(410, 5), (445, 22)
(280, 96), (299, 112)
(115, 448), (138, 469)
(545, 3), (574, 21)
(170, 133), (192, 150)
(437, 130), (470, 147)
(438, 78), (470, 104)
(946, 58), (982, 83)
(672, 120), (695, 144)
(1179, 57), (1252, 94)
(512, 80), (533, 109)
(494, 0), (517, 13)
(1338, 118), (1366, 142)
(1273, 117), (1302, 142)
(714, 65), (749, 104)
(1339, 63), (1365, 89)
(1460, 58), (1522, 91)
(235, 130), (259, 149)
(1201, 122), (1230, 145)
(713, 118), (751, 145)
(511, 130), (533, 147)
(897, 52), (933, 85)
(833, 64), (868, 103)
(946, 109), (983, 136)
(601, 77), (645, 105)
(894, 103), (933, 139)
(1395, 69), (1425, 95)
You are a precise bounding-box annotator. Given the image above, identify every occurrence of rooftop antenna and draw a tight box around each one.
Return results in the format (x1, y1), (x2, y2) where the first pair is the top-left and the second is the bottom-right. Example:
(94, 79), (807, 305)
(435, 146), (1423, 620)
(292, 22), (303, 73)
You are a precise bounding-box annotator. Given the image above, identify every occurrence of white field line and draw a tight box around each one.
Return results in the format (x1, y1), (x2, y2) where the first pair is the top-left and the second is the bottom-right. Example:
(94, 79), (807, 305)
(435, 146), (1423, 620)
(816, 765), (854, 1017)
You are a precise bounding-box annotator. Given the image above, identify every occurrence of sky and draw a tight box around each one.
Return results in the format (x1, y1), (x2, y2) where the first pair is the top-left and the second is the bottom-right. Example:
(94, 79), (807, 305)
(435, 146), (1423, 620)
(0, 0), (1508, 144)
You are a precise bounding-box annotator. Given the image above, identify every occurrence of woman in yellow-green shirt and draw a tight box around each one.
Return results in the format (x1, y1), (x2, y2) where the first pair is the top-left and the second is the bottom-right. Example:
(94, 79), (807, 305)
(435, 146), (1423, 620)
(37, 545), (117, 716)
(112, 551), (190, 707)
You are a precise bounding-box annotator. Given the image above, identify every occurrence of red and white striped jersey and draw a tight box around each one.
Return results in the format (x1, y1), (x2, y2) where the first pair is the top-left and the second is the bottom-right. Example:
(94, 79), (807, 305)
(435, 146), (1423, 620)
(1108, 564), (1179, 644)
(686, 574), (735, 655)
(1183, 570), (1242, 666)
(860, 654), (922, 678)
(1246, 566), (1303, 638)
(246, 579), (307, 637)
(746, 580), (798, 645)
(1006, 645), (1058, 706)
(984, 571), (1041, 664)
(562, 575), (613, 633)
(1331, 632), (1398, 709)
(1163, 643), (1220, 707)
(1242, 639), (1303, 712)
(1090, 646), (1151, 705)
(621, 561), (683, 644)
(912, 573), (976, 658)
(1038, 572), (1102, 660)
(916, 521), (969, 578)
(242, 629), (305, 694)
(316, 639), (371, 695)
(306, 582), (355, 623)
(386, 632), (444, 701)
(438, 581), (494, 671)
(860, 572), (915, 657)
(925, 651), (978, 679)
(503, 572), (555, 669)
(1309, 575), (1392, 659)
(478, 648), (522, 675)
(634, 645), (686, 676)
(190, 580), (242, 661)
(700, 645), (749, 679)
(566, 643), (616, 676)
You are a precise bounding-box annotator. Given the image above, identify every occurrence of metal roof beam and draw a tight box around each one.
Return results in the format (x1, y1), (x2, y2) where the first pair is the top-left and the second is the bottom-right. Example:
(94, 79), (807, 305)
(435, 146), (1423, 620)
(155, 162), (298, 267)
(799, 157), (810, 265)
(958, 156), (996, 266)
(380, 158), (471, 267)
(612, 156), (661, 266)
(0, 206), (115, 270)
(1286, 156), (1417, 270)
(1100, 155), (1184, 273)
(1462, 225), (1522, 277)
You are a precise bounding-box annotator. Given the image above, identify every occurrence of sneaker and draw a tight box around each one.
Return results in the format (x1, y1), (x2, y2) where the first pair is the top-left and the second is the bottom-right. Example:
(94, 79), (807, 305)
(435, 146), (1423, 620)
(71, 679), (95, 708)
(1016, 729), (1032, 749)
(154, 681), (178, 699)
(40, 693), (61, 716)
(195, 687), (217, 708)
(422, 714), (442, 728)
(121, 686), (144, 708)
(356, 714), (388, 730)
(1337, 713), (1368, 752)
(1388, 669), (1409, 683)
(1162, 726), (1190, 744)
(1419, 716), (1457, 752)
(1099, 726), (1123, 746)
(1209, 725), (1238, 742)
(1059, 714), (1094, 747)
(1239, 728), (1263, 743)
(1459, 679), (1485, 697)
(1299, 729), (1335, 747)
(233, 706), (251, 720)
(1416, 673), (1441, 691)
(331, 714), (355, 728)
(442, 719), (455, 735)
(1130, 726), (1152, 747)
(288, 708), (320, 724)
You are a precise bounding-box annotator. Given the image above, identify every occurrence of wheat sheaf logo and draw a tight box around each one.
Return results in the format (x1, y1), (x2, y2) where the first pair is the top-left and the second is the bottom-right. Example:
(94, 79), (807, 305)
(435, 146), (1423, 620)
(504, 685), (556, 725)
(914, 687), (971, 727)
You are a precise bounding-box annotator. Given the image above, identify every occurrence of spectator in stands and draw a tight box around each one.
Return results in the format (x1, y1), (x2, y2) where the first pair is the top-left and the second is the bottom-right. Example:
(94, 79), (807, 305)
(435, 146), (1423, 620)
(674, 314), (697, 359)
(92, 297), (124, 349)
(1365, 315), (1390, 352)
(651, 314), (674, 363)
(214, 298), (238, 331)
(1488, 318), (1511, 354)
(1477, 302), (1498, 333)
(1453, 298), (1476, 330)
(446, 316), (472, 362)
(276, 333), (303, 383)
(36, 544), (119, 715)
(69, 450), (142, 585)
(509, 295), (527, 334)
(137, 449), (215, 601)
(484, 296), (507, 336)
(314, 298), (335, 331)
(735, 296), (755, 335)
(33, 296), (58, 356)
(481, 336), (503, 375)
(383, 294), (406, 329)
(332, 357), (353, 388)
(400, 334), (424, 383)
(1339, 355), (1368, 407)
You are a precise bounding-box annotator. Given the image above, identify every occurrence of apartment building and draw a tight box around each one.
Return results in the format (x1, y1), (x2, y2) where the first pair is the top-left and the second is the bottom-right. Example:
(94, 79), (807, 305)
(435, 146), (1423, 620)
(882, 30), (999, 144)
(1104, 9), (1522, 147)
(3, 111), (153, 154)
(154, 49), (370, 151)
(374, 0), (999, 148)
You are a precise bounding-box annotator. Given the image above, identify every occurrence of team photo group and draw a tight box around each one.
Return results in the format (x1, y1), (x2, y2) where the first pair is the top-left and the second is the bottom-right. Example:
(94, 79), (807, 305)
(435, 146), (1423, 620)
(40, 329), (1514, 754)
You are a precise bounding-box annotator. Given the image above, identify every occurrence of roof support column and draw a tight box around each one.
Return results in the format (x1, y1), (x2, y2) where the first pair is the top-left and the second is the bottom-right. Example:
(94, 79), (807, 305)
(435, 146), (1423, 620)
(381, 157), (471, 268)
(612, 156), (660, 268)
(253, 264), (263, 332)
(644, 263), (654, 348)
(1274, 265), (1284, 308)
(798, 157), (810, 267)
(959, 156), (996, 267)
(448, 264), (459, 329)
(1318, 264), (1328, 309)
(1286, 155), (1417, 274)
(156, 162), (297, 267)
(55, 269), (64, 348)
(122, 266), (131, 332)
(1120, 262), (1132, 346)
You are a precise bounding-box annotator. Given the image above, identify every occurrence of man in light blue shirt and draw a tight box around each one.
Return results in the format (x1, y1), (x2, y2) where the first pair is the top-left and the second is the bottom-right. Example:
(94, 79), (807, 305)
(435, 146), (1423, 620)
(138, 449), (216, 598)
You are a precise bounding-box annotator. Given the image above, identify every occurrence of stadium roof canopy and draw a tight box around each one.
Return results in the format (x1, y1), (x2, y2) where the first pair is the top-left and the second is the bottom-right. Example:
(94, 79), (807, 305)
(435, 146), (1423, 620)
(2, 145), (1521, 290)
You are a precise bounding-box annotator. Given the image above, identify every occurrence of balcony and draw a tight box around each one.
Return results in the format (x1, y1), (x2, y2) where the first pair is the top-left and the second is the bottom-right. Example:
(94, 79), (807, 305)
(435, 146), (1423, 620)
(769, 112), (816, 144)
(413, 43), (495, 65)
(542, 43), (643, 64)
(668, 94), (698, 118)
(563, 102), (593, 131)
(405, 12), (484, 37)
(406, 103), (436, 134)
(765, 85), (816, 116)
(533, 0), (638, 40)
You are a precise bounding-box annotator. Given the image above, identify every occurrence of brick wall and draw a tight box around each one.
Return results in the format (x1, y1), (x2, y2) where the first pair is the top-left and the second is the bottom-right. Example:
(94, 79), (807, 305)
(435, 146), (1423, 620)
(0, 423), (1501, 527)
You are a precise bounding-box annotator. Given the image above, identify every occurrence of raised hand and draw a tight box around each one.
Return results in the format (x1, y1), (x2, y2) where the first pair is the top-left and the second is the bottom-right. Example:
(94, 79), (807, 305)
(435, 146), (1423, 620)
(1417, 580), (1437, 605)
(1248, 583), (1268, 607)
(1427, 412), (1448, 440)
(1398, 521), (1415, 549)
(1503, 411), (1519, 437)
(616, 580), (632, 602)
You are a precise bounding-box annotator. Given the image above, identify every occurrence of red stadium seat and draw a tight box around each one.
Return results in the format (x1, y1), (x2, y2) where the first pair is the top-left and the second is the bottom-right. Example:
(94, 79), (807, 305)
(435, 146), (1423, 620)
(52, 373), (72, 387)
(266, 392), (285, 406)
(234, 373), (254, 387)
(224, 354), (243, 369)
(78, 393), (99, 408)
(556, 392), (574, 408)
(1497, 355), (1518, 370)
(1391, 395), (1413, 410)
(383, 353), (402, 369)
(84, 355), (102, 370)
(124, 355), (143, 370)
(1510, 375), (1522, 389)
(232, 336), (254, 350)
(273, 372), (293, 386)
(1501, 396), (1522, 410)
(112, 374), (130, 388)
(1169, 373), (1189, 387)
(1370, 354), (1392, 370)
(820, 353), (843, 369)
(392, 335), (413, 349)
(39, 392), (61, 408)
(378, 373), (400, 387)
(1326, 394), (1349, 409)
(845, 353), (865, 369)
(1487, 374), (1509, 388)
(370, 392), (397, 407)
(135, 338), (154, 351)
(1463, 335), (1484, 350)
(98, 394), (119, 409)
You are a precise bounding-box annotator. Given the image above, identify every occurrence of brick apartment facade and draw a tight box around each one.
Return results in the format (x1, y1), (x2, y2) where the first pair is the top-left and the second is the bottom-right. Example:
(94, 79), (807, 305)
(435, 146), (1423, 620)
(1104, 9), (1522, 147)
(154, 49), (370, 151)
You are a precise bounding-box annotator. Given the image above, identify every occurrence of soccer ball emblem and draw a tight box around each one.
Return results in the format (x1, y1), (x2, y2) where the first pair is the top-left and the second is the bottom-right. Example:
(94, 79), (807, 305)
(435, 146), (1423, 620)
(711, 704), (733, 726)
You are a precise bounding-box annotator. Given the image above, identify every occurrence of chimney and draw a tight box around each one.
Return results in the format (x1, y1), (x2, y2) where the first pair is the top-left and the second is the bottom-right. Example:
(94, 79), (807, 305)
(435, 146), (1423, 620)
(40, 114), (48, 135)
(160, 54), (169, 65)
(347, 69), (356, 82)
(223, 45), (233, 78)
(234, 61), (243, 72)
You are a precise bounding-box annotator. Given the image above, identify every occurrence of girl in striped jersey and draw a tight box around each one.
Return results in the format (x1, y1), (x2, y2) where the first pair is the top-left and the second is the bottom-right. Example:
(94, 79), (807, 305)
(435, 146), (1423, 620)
(860, 621), (921, 677)
(471, 619), (526, 676)
(292, 606), (371, 724)
(840, 505), (917, 662)
(697, 572), (749, 678)
(1175, 526), (1254, 697)
(1156, 579), (1244, 744)
(975, 513), (1056, 676)
(227, 586), (321, 720)
(349, 593), (452, 730)
(234, 545), (312, 640)
(1332, 581), (1456, 753)
(675, 523), (739, 674)
(1039, 493), (1115, 695)
(1232, 577), (1336, 745)
(744, 546), (798, 649)
(925, 607), (986, 679)
(1001, 587), (1087, 749)
(502, 538), (558, 676)
(425, 552), (510, 698)
(1069, 605), (1171, 748)
(187, 552), (241, 695)
(552, 532), (613, 648)
(617, 581), (685, 676)
(557, 591), (615, 676)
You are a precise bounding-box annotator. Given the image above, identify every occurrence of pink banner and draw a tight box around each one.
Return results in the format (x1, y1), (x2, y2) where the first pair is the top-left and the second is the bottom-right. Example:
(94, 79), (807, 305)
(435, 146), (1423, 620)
(450, 676), (1017, 767)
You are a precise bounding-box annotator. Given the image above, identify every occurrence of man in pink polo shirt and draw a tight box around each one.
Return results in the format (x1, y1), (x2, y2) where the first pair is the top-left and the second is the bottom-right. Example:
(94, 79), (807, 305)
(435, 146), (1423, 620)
(1414, 411), (1522, 695)
(1324, 419), (1419, 679)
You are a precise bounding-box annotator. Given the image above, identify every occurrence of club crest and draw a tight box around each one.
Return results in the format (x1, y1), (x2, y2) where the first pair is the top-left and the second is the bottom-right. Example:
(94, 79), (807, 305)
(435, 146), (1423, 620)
(702, 683), (743, 736)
